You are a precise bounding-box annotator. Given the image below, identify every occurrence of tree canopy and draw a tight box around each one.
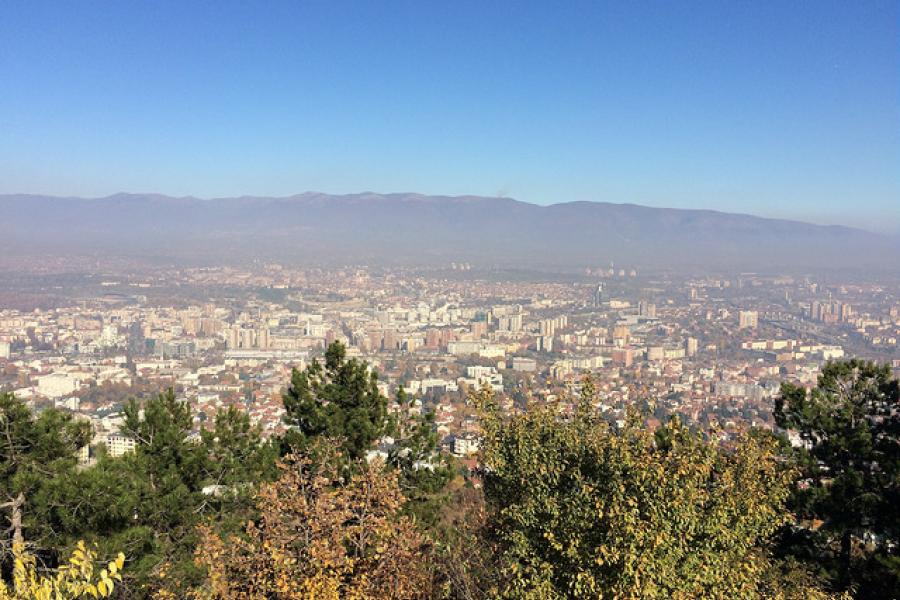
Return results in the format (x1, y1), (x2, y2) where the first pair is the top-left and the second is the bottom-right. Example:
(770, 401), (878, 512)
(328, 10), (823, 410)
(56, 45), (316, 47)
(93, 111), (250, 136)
(1, 390), (277, 597)
(282, 341), (387, 461)
(476, 384), (828, 599)
(179, 452), (434, 600)
(0, 541), (124, 600)
(8, 356), (895, 599)
(0, 392), (90, 554)
(775, 359), (900, 598)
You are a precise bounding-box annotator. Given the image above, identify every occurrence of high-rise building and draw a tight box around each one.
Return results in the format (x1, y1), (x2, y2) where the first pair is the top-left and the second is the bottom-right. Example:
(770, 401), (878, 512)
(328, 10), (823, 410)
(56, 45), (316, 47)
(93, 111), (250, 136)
(638, 301), (657, 318)
(611, 347), (634, 367)
(738, 310), (758, 329)
(685, 337), (698, 357)
(497, 313), (523, 332)
(536, 335), (553, 352)
(257, 327), (269, 350)
(839, 303), (853, 321)
(539, 319), (555, 337)
(647, 345), (664, 361)
(809, 301), (821, 321)
(383, 329), (398, 351)
(592, 284), (605, 306)
(226, 326), (271, 349)
(539, 316), (568, 337)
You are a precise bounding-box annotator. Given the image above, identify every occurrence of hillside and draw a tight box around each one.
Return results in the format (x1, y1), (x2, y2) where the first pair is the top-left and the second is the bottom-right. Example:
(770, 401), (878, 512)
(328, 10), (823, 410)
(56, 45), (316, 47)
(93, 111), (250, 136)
(0, 192), (896, 269)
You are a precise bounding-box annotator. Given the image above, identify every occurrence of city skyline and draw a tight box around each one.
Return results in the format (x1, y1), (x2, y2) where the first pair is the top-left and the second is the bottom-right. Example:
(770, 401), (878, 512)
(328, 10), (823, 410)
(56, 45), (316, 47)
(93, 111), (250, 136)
(2, 4), (899, 597)
(2, 1), (898, 232)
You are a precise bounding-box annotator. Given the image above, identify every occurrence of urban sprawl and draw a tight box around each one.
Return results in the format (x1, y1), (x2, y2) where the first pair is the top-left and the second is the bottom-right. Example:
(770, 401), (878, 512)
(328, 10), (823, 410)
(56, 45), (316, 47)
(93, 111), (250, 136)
(1, 263), (898, 466)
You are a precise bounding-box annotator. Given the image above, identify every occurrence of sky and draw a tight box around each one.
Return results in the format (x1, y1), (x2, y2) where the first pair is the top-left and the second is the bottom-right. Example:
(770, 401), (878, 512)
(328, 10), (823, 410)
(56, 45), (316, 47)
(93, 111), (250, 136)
(1, 1), (898, 232)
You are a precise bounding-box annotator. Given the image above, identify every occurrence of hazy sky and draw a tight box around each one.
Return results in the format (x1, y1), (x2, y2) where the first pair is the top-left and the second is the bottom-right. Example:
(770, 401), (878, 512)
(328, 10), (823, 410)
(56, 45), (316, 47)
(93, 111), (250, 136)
(1, 1), (897, 231)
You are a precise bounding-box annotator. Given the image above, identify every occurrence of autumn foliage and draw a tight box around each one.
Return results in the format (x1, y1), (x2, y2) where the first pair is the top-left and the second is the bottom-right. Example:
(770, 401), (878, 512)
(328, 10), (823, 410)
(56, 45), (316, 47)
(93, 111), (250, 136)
(6, 354), (895, 598)
(177, 452), (434, 600)
(0, 541), (124, 600)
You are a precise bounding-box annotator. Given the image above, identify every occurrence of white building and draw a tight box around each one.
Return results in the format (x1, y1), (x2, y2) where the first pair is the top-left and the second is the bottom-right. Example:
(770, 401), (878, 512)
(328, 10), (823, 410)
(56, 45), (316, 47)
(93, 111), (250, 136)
(36, 373), (84, 398)
(511, 357), (537, 372)
(453, 433), (481, 456)
(738, 310), (759, 329)
(105, 434), (137, 457)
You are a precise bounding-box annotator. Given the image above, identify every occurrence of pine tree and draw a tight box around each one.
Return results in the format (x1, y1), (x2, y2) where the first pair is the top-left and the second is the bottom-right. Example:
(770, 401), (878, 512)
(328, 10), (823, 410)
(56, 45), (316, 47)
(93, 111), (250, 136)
(282, 341), (387, 461)
(0, 392), (90, 554)
(775, 359), (900, 598)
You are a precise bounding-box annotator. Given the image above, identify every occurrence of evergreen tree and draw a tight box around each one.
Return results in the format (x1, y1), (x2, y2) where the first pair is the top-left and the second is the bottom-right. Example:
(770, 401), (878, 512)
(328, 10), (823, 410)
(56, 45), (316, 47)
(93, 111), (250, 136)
(282, 345), (453, 525)
(282, 341), (387, 461)
(115, 390), (277, 592)
(0, 392), (90, 555)
(387, 388), (454, 527)
(775, 359), (900, 598)
(2, 390), (276, 596)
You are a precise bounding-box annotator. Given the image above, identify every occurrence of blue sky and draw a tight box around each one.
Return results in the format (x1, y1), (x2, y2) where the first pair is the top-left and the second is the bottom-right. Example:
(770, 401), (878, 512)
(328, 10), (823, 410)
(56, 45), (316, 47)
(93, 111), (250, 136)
(1, 1), (897, 231)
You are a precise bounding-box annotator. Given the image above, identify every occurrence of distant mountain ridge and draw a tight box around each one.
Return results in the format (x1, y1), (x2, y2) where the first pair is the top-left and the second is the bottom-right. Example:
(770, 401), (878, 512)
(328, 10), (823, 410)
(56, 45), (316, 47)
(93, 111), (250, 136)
(0, 192), (896, 270)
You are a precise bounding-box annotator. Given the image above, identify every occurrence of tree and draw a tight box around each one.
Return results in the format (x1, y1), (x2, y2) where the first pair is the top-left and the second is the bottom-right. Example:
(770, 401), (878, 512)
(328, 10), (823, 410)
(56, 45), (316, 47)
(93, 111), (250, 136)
(198, 405), (280, 518)
(0, 392), (90, 554)
(429, 485), (499, 600)
(181, 451), (435, 600)
(387, 388), (454, 527)
(775, 359), (900, 598)
(26, 391), (276, 596)
(282, 345), (452, 526)
(0, 541), (124, 600)
(474, 384), (829, 599)
(282, 342), (387, 462)
(111, 391), (276, 592)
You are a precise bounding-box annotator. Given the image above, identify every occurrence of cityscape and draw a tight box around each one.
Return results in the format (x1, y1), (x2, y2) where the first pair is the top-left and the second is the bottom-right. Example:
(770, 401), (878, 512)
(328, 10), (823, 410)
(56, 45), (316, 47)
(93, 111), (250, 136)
(1, 2), (898, 599)
(2, 262), (897, 461)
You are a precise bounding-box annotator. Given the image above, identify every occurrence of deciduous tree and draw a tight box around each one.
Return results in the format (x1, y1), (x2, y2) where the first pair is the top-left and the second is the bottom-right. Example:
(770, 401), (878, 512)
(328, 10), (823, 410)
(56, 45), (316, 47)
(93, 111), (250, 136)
(475, 384), (828, 599)
(0, 541), (124, 600)
(184, 451), (434, 599)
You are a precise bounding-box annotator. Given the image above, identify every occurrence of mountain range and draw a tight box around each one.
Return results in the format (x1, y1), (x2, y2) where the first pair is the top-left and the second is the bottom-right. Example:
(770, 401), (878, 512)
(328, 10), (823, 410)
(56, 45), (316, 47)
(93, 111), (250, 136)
(1, 192), (896, 271)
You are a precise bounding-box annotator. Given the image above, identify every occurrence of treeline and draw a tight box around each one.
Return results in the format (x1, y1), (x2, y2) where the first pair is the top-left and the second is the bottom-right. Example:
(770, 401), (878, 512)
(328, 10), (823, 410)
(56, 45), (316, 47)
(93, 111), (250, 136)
(1, 346), (898, 599)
